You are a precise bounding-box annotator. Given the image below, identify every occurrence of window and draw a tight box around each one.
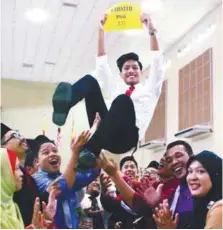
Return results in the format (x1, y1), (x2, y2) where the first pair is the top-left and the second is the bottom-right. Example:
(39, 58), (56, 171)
(178, 48), (213, 131)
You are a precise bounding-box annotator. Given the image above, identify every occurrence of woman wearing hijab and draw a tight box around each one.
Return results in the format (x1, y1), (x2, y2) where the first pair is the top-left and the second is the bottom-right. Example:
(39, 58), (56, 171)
(153, 150), (222, 229)
(0, 148), (57, 229)
(1, 148), (24, 229)
(186, 150), (222, 229)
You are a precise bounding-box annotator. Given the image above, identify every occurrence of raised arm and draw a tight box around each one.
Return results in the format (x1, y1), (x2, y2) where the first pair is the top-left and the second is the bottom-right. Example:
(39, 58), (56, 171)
(98, 14), (107, 57)
(63, 131), (91, 188)
(142, 14), (164, 104)
(96, 14), (118, 96)
(98, 153), (135, 207)
(141, 13), (159, 51)
(44, 131), (91, 194)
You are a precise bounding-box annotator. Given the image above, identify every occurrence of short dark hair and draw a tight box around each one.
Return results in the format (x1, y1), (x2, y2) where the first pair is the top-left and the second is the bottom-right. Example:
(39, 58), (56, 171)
(120, 156), (138, 170)
(33, 135), (55, 156)
(146, 161), (159, 169)
(116, 52), (143, 72)
(24, 150), (38, 167)
(166, 140), (193, 156)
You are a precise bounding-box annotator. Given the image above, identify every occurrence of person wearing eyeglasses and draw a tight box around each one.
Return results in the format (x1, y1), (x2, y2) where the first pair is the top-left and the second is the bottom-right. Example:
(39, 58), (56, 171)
(1, 122), (46, 227)
(1, 123), (29, 165)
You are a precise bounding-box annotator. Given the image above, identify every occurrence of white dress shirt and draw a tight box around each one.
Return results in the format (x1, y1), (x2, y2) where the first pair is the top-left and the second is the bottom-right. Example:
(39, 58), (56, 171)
(81, 194), (111, 229)
(81, 194), (103, 210)
(170, 185), (180, 213)
(95, 51), (164, 141)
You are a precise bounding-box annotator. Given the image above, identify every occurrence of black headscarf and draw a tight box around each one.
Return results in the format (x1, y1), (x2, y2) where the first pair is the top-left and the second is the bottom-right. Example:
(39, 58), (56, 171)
(187, 150), (222, 228)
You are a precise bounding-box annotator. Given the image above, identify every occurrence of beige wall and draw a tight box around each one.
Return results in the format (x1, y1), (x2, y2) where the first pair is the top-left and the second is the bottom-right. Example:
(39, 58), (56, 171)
(1, 79), (120, 171)
(1, 5), (222, 171)
(130, 4), (223, 168)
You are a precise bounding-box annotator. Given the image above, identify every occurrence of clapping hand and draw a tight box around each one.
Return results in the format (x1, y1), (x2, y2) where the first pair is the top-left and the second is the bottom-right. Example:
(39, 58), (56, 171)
(31, 197), (43, 229)
(136, 177), (163, 208)
(153, 199), (179, 229)
(42, 190), (57, 222)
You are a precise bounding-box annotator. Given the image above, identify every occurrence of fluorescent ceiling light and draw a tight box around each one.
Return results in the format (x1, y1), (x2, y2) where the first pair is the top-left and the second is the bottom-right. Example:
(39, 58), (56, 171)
(25, 8), (48, 23)
(140, 0), (163, 13)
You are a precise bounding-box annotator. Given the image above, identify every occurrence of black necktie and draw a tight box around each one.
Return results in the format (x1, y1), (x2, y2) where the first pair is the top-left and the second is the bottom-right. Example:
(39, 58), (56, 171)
(90, 197), (105, 229)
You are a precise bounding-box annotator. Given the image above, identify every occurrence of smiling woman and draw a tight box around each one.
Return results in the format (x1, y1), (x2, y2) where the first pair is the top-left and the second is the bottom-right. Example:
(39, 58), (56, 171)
(186, 151), (222, 229)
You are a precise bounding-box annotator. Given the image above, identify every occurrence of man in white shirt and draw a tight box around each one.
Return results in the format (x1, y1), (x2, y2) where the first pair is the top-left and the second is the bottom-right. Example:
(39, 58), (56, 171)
(81, 178), (110, 229)
(52, 13), (164, 172)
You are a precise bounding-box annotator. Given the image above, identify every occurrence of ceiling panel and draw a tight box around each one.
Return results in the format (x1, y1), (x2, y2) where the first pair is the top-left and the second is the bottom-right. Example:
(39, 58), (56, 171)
(13, 0), (32, 79)
(51, 0), (99, 82)
(1, 0), (222, 84)
(1, 0), (15, 78)
(31, 0), (61, 81)
(23, 0), (47, 65)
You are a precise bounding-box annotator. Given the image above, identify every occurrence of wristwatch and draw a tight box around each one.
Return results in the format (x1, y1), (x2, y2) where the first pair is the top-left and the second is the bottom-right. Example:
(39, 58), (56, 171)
(149, 28), (157, 36)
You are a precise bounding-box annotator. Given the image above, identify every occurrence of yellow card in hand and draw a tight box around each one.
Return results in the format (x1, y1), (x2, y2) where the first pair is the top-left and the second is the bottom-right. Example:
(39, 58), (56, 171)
(104, 2), (143, 32)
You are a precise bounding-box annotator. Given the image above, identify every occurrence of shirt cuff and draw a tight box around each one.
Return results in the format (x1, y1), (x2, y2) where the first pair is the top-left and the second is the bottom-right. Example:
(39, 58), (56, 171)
(96, 54), (108, 68)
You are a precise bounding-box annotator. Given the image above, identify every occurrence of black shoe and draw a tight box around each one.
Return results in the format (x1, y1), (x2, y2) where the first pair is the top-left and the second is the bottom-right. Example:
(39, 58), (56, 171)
(52, 82), (72, 126)
(74, 149), (97, 173)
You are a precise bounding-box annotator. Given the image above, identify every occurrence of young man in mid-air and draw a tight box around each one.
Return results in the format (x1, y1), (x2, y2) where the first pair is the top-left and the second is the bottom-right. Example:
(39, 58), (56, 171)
(52, 13), (164, 172)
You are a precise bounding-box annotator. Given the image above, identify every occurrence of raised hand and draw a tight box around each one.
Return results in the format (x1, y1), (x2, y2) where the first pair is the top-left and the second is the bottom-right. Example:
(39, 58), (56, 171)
(100, 173), (113, 194)
(71, 130), (91, 152)
(136, 176), (152, 194)
(136, 178), (163, 208)
(42, 190), (57, 222)
(140, 13), (155, 30)
(93, 112), (101, 128)
(31, 197), (43, 229)
(89, 113), (102, 138)
(98, 152), (118, 177)
(99, 13), (108, 30)
(153, 199), (179, 229)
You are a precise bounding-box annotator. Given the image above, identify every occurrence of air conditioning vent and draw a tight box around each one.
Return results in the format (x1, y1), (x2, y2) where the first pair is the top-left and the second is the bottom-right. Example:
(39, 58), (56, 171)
(175, 124), (212, 138)
(139, 139), (166, 150)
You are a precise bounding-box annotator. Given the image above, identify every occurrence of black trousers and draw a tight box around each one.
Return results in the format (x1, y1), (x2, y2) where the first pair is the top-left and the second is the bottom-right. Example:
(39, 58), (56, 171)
(71, 75), (139, 156)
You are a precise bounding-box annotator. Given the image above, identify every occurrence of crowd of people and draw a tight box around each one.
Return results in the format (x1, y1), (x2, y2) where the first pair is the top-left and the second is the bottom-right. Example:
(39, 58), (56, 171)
(1, 12), (222, 229)
(1, 122), (222, 229)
